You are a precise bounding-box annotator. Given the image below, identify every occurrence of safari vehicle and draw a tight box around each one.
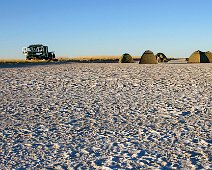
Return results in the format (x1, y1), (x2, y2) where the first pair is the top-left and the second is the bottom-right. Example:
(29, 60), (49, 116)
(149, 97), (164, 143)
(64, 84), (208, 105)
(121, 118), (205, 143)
(22, 44), (57, 60)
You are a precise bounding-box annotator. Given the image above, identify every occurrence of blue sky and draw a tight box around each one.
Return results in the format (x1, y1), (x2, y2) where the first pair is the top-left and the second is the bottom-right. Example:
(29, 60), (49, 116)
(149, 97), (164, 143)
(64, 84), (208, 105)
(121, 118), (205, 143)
(0, 0), (211, 59)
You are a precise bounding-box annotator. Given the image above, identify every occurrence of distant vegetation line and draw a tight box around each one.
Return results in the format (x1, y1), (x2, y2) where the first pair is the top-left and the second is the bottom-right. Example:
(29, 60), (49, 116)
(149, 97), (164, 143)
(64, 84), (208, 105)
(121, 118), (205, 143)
(0, 56), (141, 63)
(0, 55), (188, 64)
(59, 56), (141, 61)
(0, 59), (51, 64)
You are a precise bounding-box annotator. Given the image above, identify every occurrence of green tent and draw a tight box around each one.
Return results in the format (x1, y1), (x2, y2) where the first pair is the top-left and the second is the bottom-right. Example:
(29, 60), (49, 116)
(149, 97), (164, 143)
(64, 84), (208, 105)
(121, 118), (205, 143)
(205, 51), (212, 63)
(155, 53), (168, 63)
(139, 50), (157, 64)
(188, 50), (210, 63)
(119, 53), (134, 63)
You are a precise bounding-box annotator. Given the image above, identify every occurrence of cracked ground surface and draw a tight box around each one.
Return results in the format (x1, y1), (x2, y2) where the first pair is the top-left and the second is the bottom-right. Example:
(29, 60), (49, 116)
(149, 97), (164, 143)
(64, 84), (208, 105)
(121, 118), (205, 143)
(0, 63), (211, 169)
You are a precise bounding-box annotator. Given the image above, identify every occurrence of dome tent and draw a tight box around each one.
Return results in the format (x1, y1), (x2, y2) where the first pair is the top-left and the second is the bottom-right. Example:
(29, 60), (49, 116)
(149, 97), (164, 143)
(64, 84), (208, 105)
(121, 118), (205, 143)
(188, 50), (210, 63)
(155, 53), (168, 63)
(119, 53), (134, 63)
(205, 51), (212, 63)
(139, 50), (157, 64)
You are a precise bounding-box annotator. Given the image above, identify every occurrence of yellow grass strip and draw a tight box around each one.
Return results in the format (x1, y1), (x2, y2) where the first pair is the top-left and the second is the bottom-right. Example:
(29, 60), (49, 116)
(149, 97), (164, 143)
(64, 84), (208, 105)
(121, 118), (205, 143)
(58, 56), (140, 61)
(0, 59), (50, 64)
(0, 56), (141, 64)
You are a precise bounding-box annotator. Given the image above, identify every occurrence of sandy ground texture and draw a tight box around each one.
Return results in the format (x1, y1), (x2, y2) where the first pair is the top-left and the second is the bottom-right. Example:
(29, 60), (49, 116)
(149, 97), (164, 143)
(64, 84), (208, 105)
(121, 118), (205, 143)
(0, 63), (211, 169)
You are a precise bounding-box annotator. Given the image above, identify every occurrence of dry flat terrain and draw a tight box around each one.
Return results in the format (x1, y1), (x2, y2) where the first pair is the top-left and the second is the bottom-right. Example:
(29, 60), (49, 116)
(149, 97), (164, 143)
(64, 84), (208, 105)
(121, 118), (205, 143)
(0, 63), (211, 169)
